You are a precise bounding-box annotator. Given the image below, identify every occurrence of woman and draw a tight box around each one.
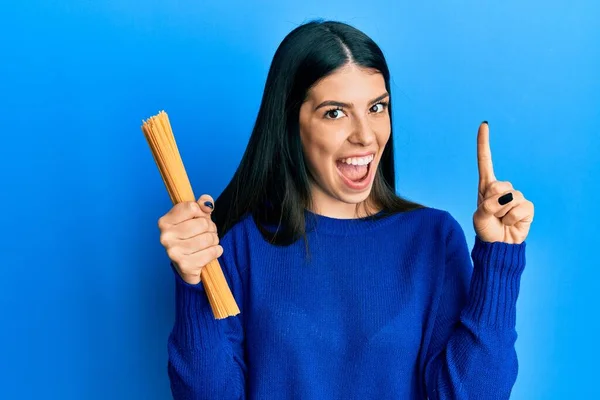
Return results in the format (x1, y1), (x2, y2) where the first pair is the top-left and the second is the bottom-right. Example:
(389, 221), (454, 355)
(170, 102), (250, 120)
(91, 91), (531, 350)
(158, 19), (534, 399)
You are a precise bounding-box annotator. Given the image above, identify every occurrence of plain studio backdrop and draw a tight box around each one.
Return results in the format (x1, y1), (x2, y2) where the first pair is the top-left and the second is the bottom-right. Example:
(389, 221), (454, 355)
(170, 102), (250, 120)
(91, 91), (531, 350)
(1, 1), (598, 399)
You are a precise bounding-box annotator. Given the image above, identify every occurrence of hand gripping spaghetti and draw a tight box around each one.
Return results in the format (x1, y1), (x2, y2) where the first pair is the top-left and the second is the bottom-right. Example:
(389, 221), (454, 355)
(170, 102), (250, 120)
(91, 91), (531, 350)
(141, 110), (240, 319)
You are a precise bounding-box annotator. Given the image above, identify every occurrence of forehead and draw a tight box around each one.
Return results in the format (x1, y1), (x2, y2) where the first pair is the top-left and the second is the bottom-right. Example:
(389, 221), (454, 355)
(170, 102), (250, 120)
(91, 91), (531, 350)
(306, 64), (386, 102)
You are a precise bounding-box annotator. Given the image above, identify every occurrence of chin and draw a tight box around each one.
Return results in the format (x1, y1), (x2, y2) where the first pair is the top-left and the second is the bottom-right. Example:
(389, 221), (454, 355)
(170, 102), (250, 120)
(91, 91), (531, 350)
(339, 189), (372, 203)
(333, 174), (375, 204)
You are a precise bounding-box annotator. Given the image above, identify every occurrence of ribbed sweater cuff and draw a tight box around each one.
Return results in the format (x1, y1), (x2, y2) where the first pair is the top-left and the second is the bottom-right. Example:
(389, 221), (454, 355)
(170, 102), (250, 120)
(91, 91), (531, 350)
(463, 236), (527, 329)
(170, 262), (225, 351)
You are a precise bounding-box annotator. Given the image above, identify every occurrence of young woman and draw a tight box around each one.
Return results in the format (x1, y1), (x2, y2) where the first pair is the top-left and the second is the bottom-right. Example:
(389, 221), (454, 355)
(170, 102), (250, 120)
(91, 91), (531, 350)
(158, 19), (534, 399)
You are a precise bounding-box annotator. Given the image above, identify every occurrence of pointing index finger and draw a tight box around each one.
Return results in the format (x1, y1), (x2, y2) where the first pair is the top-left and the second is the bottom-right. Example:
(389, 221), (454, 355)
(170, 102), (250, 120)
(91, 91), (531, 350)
(477, 121), (496, 186)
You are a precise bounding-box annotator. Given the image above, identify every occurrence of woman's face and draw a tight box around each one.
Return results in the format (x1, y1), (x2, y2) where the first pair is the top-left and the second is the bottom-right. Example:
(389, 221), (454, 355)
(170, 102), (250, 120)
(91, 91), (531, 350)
(299, 63), (391, 218)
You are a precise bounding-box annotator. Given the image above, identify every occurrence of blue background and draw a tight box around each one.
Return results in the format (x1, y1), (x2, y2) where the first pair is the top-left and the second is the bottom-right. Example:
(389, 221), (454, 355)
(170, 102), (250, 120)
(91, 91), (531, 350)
(1, 1), (598, 398)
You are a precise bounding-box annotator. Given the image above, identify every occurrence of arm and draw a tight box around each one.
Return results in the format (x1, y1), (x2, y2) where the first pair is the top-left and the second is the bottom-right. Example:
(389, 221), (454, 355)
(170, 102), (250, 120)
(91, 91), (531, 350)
(167, 233), (247, 400)
(421, 212), (526, 399)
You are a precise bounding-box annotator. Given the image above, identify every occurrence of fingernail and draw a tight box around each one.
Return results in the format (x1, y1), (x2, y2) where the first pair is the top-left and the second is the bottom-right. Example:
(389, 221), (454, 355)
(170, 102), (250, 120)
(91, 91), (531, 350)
(482, 120), (488, 125)
(204, 201), (214, 210)
(498, 192), (513, 205)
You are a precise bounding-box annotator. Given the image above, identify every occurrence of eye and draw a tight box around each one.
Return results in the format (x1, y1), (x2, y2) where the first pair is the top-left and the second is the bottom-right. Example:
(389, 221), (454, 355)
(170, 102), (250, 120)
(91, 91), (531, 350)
(324, 107), (347, 120)
(370, 102), (389, 113)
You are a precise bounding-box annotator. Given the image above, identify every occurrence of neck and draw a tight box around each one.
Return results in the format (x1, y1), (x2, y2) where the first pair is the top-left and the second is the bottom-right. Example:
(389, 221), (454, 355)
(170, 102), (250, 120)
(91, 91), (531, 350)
(306, 198), (382, 219)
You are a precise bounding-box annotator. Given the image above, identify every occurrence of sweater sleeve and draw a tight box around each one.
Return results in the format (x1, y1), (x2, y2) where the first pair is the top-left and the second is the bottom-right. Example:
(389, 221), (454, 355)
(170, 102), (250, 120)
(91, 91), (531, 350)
(421, 212), (527, 399)
(166, 233), (247, 400)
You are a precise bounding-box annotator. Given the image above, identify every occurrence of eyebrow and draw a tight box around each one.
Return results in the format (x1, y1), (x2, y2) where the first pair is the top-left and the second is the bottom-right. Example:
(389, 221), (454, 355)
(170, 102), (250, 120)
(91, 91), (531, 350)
(314, 92), (390, 111)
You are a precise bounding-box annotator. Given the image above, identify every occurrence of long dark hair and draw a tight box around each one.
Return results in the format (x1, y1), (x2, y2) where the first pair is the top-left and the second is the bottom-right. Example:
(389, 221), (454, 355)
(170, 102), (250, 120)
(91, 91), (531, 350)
(212, 19), (426, 249)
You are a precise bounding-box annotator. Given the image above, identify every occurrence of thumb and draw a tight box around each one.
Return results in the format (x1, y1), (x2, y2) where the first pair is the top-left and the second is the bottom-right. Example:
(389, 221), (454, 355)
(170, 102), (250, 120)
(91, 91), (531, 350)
(197, 194), (215, 214)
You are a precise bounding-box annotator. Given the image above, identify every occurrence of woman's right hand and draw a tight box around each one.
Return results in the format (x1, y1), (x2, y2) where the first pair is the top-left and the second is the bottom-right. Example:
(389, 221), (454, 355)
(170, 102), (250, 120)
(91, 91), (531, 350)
(158, 194), (223, 284)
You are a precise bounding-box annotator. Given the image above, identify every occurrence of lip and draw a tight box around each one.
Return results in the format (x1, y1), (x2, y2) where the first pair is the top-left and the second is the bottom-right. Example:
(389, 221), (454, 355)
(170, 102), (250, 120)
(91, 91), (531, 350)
(335, 157), (375, 191)
(336, 151), (376, 160)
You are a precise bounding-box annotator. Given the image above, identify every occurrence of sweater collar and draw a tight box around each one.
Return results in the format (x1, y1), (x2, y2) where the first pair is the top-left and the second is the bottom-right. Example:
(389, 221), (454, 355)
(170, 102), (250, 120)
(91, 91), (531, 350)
(303, 208), (394, 235)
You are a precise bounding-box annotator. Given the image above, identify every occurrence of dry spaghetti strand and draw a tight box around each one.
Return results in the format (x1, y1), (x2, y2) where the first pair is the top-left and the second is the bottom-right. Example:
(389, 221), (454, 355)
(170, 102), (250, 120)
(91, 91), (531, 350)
(141, 110), (241, 319)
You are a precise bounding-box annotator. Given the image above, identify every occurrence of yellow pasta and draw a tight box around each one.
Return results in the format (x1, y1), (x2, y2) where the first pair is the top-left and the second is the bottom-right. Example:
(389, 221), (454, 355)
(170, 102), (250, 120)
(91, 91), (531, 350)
(141, 110), (241, 319)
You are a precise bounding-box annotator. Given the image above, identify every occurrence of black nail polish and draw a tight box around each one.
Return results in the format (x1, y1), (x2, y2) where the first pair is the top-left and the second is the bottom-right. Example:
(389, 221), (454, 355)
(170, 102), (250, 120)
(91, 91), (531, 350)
(498, 193), (513, 205)
(204, 201), (214, 210)
(482, 120), (488, 125)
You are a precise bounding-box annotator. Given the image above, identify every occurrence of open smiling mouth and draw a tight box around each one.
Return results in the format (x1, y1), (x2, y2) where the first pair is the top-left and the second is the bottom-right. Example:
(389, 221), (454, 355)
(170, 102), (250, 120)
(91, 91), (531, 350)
(335, 154), (374, 184)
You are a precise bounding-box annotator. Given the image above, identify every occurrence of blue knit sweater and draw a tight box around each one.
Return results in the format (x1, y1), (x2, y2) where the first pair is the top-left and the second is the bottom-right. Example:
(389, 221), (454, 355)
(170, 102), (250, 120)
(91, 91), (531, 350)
(167, 206), (527, 399)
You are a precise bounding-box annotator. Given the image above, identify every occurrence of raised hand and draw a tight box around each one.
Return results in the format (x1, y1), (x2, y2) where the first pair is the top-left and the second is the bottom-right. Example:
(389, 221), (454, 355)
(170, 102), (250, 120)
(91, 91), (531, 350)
(158, 194), (223, 284)
(473, 122), (535, 244)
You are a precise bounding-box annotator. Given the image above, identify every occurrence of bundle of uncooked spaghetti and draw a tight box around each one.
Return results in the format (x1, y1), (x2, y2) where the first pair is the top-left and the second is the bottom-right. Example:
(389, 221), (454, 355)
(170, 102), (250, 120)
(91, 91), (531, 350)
(141, 110), (240, 320)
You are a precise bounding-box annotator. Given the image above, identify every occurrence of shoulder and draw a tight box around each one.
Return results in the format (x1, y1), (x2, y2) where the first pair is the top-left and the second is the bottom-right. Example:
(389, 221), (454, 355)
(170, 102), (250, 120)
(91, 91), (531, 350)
(392, 206), (460, 233)
(398, 206), (468, 250)
(427, 208), (472, 261)
(219, 212), (255, 243)
(418, 205), (463, 229)
(215, 212), (256, 270)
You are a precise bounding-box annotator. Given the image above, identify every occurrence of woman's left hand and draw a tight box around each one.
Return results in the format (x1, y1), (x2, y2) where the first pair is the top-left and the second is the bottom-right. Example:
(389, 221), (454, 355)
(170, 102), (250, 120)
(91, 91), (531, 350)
(473, 122), (535, 245)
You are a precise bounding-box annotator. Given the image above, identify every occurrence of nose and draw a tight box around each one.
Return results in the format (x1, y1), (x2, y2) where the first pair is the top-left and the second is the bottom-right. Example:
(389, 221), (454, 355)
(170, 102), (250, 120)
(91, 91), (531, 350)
(348, 117), (376, 146)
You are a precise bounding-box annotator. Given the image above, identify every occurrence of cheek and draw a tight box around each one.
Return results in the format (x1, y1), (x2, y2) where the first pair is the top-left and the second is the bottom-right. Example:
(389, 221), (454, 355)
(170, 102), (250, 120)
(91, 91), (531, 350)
(300, 133), (325, 175)
(304, 141), (333, 173)
(374, 119), (391, 145)
(379, 130), (391, 145)
(302, 122), (346, 161)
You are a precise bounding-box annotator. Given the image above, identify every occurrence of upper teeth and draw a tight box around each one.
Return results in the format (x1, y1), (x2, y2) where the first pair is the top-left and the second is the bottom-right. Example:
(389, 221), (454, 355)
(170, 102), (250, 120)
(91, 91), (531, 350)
(339, 154), (374, 166)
